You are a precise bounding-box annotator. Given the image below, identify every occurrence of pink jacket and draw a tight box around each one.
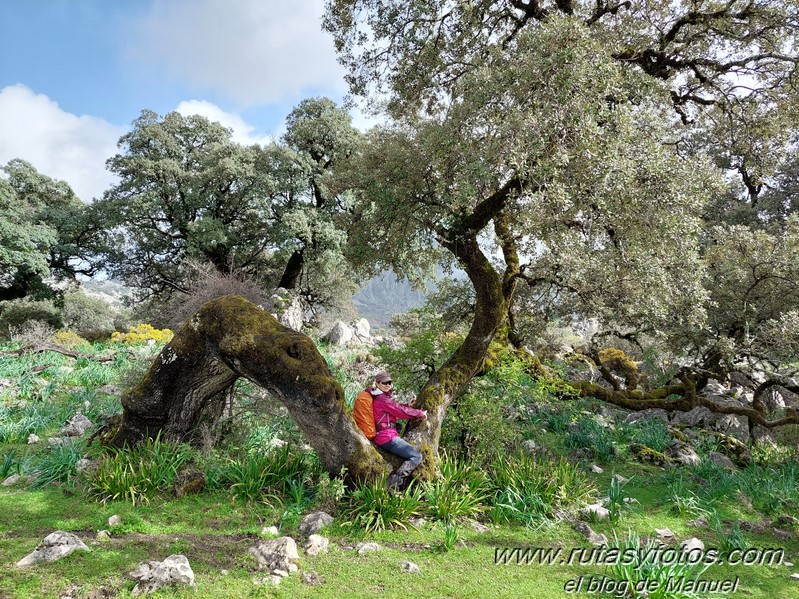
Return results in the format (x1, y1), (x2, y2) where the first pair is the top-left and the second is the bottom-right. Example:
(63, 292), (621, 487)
(369, 388), (426, 446)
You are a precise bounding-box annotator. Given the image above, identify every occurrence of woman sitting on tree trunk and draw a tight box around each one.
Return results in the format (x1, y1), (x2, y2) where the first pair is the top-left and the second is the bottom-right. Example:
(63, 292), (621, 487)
(370, 371), (427, 491)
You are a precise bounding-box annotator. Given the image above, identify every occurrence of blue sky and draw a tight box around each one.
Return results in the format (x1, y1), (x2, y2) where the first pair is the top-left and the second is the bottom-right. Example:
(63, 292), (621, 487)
(0, 0), (357, 202)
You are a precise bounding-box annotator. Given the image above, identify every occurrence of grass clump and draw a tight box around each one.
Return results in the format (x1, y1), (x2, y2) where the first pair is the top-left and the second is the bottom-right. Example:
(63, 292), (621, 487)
(422, 454), (490, 522)
(605, 531), (712, 599)
(487, 454), (595, 525)
(88, 434), (194, 505)
(342, 474), (423, 533)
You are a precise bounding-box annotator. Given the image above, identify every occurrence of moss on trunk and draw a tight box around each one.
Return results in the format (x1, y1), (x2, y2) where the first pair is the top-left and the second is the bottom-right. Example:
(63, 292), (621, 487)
(109, 295), (386, 483)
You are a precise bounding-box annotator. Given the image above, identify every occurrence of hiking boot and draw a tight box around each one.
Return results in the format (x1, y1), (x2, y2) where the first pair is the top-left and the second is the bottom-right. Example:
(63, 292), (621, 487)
(386, 473), (403, 492)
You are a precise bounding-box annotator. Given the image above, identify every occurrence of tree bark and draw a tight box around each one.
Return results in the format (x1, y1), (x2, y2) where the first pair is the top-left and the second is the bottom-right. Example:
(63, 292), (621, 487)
(108, 294), (385, 482)
(278, 249), (304, 290)
(404, 229), (515, 476)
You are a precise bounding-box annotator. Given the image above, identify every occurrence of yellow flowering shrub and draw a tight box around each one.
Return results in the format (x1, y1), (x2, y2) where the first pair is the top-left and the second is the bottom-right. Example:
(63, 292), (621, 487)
(51, 330), (91, 349)
(112, 324), (174, 345)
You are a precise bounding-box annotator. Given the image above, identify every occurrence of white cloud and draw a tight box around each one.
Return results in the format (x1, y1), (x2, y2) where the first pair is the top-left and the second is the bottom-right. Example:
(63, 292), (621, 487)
(130, 0), (347, 106)
(174, 100), (275, 146)
(0, 84), (124, 202)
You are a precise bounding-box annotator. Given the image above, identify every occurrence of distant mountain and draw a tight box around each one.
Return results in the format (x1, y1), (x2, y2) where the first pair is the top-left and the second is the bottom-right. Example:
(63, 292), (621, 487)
(353, 272), (428, 327)
(81, 272), (432, 329)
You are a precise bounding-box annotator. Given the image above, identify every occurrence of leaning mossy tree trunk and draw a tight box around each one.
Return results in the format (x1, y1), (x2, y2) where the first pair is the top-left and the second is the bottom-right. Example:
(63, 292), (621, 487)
(403, 213), (520, 478)
(108, 294), (386, 483)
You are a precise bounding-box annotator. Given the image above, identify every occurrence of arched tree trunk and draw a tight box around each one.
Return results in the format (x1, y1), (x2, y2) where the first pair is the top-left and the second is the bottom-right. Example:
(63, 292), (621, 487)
(108, 294), (386, 482)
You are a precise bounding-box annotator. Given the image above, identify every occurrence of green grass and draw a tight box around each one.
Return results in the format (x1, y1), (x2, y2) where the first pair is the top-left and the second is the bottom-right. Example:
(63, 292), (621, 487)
(2, 341), (799, 598)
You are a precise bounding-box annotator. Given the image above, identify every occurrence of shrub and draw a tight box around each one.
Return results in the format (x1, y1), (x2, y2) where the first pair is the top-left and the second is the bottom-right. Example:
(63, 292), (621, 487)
(111, 323), (174, 345)
(374, 308), (464, 392)
(0, 298), (63, 338)
(313, 470), (347, 514)
(51, 330), (92, 350)
(440, 386), (519, 466)
(62, 290), (116, 338)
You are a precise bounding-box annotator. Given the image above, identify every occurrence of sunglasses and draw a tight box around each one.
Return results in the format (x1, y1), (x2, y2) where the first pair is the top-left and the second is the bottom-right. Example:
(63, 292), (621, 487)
(379, 380), (393, 386)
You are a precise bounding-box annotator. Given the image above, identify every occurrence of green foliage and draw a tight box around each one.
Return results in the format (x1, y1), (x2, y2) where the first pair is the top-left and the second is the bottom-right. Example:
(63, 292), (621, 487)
(341, 474), (423, 533)
(61, 290), (116, 337)
(710, 513), (750, 559)
(279, 478), (314, 529)
(564, 416), (616, 463)
(422, 455), (490, 522)
(0, 298), (63, 337)
(606, 531), (711, 599)
(439, 521), (460, 553)
(0, 449), (24, 478)
(218, 445), (317, 504)
(374, 308), (464, 393)
(737, 461), (799, 515)
(487, 455), (595, 525)
(29, 441), (84, 489)
(0, 401), (62, 444)
(88, 434), (195, 505)
(605, 475), (638, 524)
(0, 160), (96, 303)
(440, 384), (519, 466)
(667, 479), (711, 520)
(313, 470), (347, 514)
(623, 419), (672, 453)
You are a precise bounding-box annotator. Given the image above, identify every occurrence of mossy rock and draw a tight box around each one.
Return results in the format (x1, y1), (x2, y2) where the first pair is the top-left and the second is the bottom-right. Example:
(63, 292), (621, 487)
(700, 430), (752, 466)
(668, 427), (688, 442)
(628, 443), (670, 466)
(174, 467), (206, 498)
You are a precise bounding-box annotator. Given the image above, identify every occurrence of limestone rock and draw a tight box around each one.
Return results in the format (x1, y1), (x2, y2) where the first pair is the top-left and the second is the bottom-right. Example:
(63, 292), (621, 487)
(302, 571), (324, 586)
(249, 537), (300, 573)
(708, 451), (737, 471)
(2, 474), (23, 486)
(107, 515), (122, 527)
(265, 288), (304, 332)
(714, 414), (749, 443)
(304, 534), (329, 557)
(261, 526), (279, 536)
(27, 434), (40, 444)
(666, 442), (701, 466)
(130, 554), (196, 595)
(655, 528), (675, 540)
(581, 504), (610, 522)
(680, 537), (705, 552)
(323, 321), (354, 346)
(671, 407), (715, 428)
(400, 560), (421, 573)
(299, 511), (334, 535)
(590, 464), (604, 474)
(16, 531), (90, 567)
(625, 409), (669, 425)
(353, 318), (371, 340)
(61, 413), (93, 437)
(573, 521), (608, 546)
(356, 542), (381, 554)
